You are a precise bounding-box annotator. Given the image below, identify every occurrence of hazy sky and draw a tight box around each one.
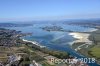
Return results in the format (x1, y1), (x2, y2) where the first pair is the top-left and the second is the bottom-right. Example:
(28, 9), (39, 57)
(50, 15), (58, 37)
(0, 0), (100, 21)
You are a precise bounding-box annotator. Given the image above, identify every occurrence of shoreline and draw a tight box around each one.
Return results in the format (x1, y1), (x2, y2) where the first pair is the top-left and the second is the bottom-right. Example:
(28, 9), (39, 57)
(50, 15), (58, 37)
(69, 33), (92, 44)
(22, 39), (46, 48)
(69, 28), (98, 50)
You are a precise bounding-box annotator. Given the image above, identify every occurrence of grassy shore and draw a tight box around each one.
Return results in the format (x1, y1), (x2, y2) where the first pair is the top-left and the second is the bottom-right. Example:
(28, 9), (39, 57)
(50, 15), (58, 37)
(88, 29), (100, 59)
(73, 29), (100, 64)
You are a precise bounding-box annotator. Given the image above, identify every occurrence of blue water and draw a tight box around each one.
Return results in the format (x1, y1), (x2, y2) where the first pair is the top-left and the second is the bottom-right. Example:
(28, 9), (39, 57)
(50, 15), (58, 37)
(6, 23), (99, 66)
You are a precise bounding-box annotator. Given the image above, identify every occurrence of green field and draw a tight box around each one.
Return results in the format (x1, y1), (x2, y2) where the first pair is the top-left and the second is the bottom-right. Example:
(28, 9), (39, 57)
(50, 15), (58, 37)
(74, 29), (100, 65)
(88, 30), (100, 59)
(89, 45), (100, 58)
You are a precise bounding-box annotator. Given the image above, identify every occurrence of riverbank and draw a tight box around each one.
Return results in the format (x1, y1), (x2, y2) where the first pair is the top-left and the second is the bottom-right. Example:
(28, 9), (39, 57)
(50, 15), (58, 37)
(70, 28), (98, 51)
(22, 39), (46, 48)
(69, 33), (91, 43)
(22, 38), (70, 59)
(88, 29), (100, 65)
(71, 29), (100, 65)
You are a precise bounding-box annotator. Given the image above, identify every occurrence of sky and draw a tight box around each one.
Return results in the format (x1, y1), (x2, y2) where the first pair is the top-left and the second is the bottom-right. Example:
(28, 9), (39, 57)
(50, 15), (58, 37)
(0, 0), (100, 21)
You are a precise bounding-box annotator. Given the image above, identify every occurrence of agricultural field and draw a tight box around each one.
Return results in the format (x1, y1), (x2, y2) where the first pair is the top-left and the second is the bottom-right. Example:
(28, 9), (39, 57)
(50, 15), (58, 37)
(89, 45), (100, 58)
(0, 47), (10, 62)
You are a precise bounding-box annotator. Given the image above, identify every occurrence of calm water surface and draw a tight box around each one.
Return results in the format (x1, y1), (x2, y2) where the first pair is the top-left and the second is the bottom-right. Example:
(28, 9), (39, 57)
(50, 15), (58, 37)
(6, 23), (99, 66)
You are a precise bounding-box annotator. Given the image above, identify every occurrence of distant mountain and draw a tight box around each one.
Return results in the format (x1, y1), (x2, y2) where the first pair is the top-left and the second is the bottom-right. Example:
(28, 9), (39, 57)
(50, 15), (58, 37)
(62, 18), (100, 24)
(0, 23), (33, 27)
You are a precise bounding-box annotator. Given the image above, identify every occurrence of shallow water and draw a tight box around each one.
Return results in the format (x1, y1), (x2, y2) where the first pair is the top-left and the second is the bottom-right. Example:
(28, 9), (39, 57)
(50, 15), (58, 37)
(5, 23), (99, 66)
(6, 23), (95, 50)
